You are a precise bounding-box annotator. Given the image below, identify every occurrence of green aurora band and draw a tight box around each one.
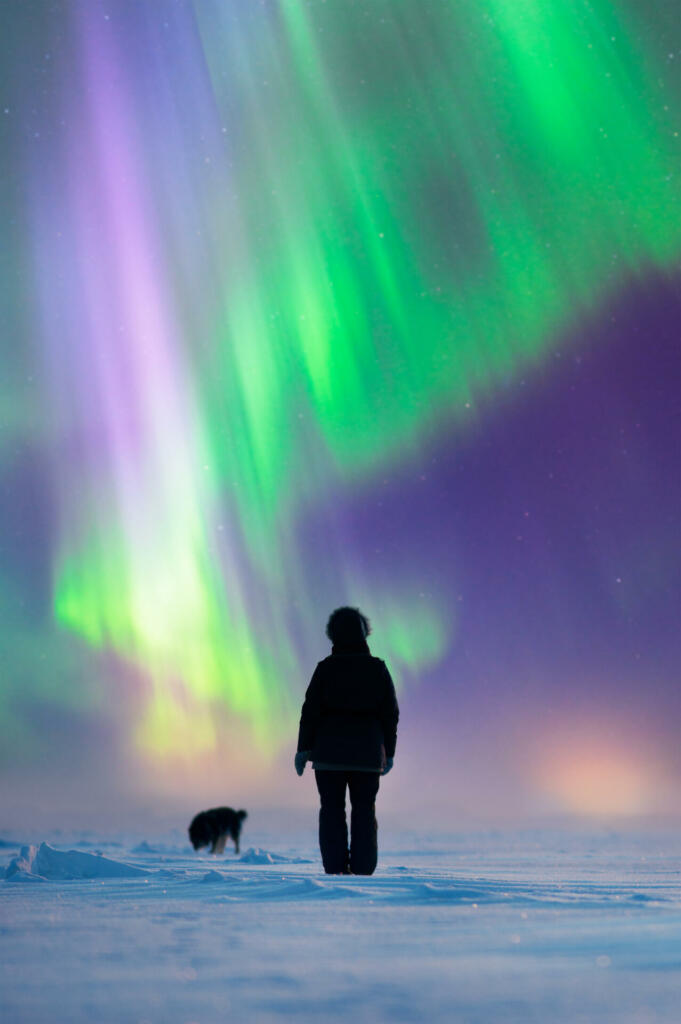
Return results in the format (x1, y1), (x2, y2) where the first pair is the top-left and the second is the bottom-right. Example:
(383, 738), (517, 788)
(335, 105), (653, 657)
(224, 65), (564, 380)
(32, 0), (679, 759)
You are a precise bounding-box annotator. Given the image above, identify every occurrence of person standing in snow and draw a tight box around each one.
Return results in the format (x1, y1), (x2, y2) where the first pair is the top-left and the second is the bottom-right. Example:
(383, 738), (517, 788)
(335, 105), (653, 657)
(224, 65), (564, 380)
(295, 606), (399, 875)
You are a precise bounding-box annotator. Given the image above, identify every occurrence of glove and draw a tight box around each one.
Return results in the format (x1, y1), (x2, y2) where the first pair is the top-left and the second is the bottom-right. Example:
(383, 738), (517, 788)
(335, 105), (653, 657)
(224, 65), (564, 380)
(295, 751), (310, 777)
(382, 757), (394, 776)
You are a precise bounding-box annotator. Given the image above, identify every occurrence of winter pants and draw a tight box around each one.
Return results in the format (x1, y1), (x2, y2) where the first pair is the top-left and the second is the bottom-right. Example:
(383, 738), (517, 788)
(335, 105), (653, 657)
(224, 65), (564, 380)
(314, 770), (380, 875)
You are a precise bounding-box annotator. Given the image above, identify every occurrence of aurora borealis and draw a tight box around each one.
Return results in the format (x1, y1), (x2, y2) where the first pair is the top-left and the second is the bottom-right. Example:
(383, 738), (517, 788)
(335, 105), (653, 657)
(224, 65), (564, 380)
(1, 1), (679, 823)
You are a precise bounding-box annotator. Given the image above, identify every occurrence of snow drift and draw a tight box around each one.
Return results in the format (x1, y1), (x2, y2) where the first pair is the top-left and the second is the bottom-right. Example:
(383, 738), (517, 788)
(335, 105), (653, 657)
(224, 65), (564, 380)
(238, 846), (311, 864)
(5, 842), (150, 881)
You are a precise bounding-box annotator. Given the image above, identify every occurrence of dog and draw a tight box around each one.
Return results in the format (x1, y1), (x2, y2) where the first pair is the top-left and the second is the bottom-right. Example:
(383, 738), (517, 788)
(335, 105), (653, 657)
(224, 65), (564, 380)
(188, 807), (248, 855)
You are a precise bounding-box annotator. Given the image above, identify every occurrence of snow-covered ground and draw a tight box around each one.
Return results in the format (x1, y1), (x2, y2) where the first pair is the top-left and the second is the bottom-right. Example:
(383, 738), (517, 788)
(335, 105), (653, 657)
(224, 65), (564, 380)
(1, 823), (679, 1023)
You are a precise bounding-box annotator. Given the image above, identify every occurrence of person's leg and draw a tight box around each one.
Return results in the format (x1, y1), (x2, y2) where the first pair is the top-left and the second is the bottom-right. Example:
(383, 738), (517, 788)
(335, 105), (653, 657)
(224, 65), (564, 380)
(315, 771), (350, 874)
(347, 772), (380, 875)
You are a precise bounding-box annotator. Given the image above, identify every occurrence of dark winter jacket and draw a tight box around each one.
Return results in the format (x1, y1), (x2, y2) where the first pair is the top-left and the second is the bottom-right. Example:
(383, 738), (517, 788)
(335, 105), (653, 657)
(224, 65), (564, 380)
(297, 646), (399, 772)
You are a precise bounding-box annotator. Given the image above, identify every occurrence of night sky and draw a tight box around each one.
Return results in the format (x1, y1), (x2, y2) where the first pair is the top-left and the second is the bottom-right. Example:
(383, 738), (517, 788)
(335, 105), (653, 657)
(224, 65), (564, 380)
(1, 1), (679, 826)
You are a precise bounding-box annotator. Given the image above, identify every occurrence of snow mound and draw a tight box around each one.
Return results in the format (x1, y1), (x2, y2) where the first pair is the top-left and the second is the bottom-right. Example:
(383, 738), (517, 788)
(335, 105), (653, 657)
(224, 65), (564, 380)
(5, 843), (150, 881)
(131, 841), (158, 854)
(238, 847), (280, 864)
(201, 869), (226, 882)
(238, 847), (312, 865)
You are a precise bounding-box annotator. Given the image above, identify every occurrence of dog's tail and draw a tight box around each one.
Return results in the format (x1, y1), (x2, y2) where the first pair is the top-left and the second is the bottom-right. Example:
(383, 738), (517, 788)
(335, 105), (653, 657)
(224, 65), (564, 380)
(237, 809), (248, 820)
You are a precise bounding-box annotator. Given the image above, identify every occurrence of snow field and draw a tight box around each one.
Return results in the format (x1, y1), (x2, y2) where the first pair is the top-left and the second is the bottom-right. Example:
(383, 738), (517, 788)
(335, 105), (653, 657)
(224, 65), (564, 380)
(1, 827), (680, 1023)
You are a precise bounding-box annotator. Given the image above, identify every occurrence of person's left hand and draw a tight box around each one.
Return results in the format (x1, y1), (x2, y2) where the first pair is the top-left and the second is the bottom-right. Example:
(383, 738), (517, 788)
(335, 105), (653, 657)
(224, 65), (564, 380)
(294, 751), (309, 777)
(382, 757), (394, 776)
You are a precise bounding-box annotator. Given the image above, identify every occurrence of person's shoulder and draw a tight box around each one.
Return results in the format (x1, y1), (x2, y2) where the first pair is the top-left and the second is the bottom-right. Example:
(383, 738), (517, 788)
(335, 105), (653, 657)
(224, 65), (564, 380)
(308, 658), (333, 685)
(369, 655), (390, 671)
(371, 657), (395, 681)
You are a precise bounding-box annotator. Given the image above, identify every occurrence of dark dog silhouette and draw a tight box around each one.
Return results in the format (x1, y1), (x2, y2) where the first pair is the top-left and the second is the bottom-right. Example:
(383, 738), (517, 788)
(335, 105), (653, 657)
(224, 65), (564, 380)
(188, 807), (247, 855)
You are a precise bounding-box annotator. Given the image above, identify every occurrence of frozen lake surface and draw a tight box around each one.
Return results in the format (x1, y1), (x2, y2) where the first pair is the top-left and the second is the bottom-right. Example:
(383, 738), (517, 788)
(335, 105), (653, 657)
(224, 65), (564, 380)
(2, 824), (680, 1022)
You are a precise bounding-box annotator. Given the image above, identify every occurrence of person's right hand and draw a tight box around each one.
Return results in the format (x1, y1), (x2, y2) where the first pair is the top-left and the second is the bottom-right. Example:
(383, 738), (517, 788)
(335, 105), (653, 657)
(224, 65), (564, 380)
(382, 757), (394, 776)
(294, 751), (309, 777)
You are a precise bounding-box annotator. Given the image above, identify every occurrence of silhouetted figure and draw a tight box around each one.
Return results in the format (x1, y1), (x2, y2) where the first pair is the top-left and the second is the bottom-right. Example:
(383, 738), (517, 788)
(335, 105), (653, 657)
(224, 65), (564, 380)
(295, 607), (399, 875)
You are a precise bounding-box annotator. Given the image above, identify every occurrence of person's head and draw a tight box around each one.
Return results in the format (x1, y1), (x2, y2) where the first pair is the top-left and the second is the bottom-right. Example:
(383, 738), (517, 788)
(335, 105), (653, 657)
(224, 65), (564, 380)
(326, 606), (371, 648)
